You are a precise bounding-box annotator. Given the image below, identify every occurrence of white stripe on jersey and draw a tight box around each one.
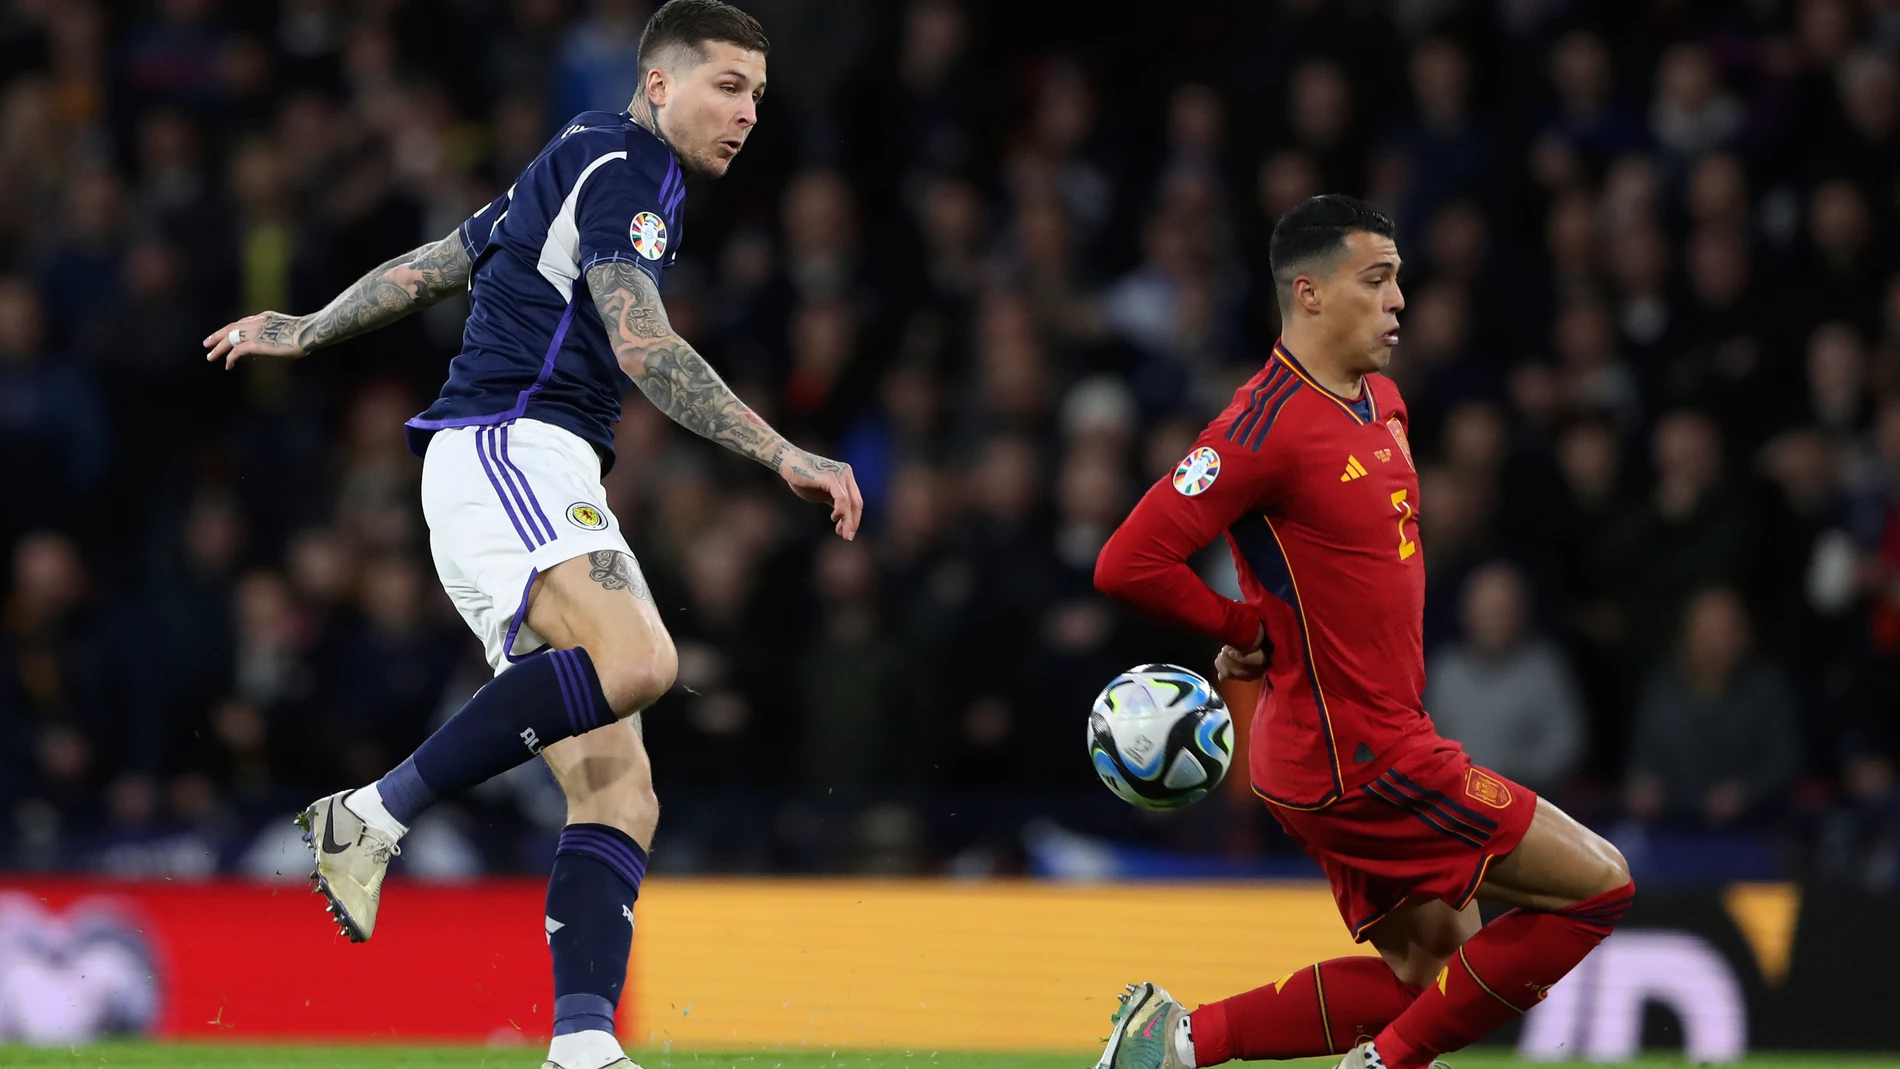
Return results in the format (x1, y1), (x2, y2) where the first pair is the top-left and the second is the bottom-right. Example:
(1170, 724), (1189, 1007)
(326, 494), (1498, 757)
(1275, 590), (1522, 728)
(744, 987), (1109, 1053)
(535, 151), (628, 301)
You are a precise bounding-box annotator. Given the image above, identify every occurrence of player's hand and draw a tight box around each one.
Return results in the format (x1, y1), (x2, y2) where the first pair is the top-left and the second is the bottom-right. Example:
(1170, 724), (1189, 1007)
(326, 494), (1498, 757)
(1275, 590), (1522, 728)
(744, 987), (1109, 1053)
(780, 447), (862, 540)
(1214, 642), (1268, 682)
(203, 311), (309, 369)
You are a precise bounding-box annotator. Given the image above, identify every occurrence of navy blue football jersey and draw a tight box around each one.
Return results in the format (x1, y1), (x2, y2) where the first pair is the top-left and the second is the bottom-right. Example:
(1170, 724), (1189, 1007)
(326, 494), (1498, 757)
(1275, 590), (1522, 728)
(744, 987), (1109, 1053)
(406, 111), (686, 468)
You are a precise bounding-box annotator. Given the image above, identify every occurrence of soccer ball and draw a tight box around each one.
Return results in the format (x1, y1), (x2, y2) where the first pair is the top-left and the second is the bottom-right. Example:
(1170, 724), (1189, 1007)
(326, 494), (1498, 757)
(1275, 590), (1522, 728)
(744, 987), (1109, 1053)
(1087, 664), (1235, 809)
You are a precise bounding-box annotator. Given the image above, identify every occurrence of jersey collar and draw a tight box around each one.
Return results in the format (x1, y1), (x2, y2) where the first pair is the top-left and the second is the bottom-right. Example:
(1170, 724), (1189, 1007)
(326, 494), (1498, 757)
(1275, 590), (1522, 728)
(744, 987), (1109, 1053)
(1273, 340), (1376, 425)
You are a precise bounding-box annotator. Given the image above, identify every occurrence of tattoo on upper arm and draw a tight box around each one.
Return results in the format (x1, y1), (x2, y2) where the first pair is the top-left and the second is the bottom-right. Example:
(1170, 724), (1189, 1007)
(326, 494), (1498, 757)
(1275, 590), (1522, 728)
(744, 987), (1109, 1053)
(590, 261), (673, 340)
(585, 260), (788, 469)
(587, 550), (652, 602)
(298, 232), (471, 351)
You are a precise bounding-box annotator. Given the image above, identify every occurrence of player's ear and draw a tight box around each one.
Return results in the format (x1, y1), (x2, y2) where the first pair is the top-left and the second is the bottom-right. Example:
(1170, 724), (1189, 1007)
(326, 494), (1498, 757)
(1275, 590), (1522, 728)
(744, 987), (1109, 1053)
(1295, 274), (1321, 315)
(643, 66), (670, 109)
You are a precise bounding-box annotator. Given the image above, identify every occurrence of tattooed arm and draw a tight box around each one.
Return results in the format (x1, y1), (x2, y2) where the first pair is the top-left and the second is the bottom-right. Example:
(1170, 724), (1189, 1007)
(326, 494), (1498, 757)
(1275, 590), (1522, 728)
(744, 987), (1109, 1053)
(203, 231), (470, 367)
(587, 260), (865, 539)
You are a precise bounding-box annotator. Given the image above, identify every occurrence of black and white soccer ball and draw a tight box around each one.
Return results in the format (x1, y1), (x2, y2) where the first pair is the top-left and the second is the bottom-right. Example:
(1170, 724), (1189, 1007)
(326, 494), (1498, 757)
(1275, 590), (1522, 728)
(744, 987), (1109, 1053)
(1088, 664), (1235, 810)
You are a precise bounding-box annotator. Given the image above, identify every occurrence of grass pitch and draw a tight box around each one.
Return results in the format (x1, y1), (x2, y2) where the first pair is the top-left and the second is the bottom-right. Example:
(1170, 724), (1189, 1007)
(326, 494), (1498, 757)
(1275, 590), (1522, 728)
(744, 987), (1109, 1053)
(5, 1048), (1900, 1069)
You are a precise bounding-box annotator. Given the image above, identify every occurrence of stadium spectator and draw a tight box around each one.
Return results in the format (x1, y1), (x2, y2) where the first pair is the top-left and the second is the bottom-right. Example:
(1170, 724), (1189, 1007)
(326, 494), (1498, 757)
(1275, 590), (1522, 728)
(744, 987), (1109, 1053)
(1648, 43), (1742, 163)
(0, 532), (156, 826)
(797, 537), (922, 789)
(1625, 587), (1803, 826)
(1426, 562), (1586, 794)
(1533, 29), (1645, 186)
(1602, 411), (1758, 682)
(0, 276), (107, 544)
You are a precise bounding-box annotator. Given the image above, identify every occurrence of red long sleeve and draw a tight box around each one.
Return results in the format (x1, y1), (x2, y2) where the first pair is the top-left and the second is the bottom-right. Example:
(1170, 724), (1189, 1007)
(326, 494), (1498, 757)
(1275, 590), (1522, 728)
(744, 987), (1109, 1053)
(1094, 445), (1269, 651)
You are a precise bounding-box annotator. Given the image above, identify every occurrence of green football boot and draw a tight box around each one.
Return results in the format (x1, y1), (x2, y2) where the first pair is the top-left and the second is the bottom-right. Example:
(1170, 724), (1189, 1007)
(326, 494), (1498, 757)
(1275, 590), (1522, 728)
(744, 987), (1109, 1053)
(1096, 981), (1191, 1069)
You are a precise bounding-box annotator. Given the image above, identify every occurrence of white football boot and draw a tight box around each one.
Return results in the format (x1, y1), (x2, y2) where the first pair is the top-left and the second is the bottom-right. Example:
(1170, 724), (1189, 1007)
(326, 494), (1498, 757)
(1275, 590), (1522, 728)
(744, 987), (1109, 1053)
(1334, 1040), (1452, 1069)
(296, 790), (400, 942)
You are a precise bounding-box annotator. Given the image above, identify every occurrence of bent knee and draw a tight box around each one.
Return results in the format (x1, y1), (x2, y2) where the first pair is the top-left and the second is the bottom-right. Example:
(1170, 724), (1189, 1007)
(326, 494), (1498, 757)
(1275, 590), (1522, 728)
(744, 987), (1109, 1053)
(1589, 836), (1634, 896)
(1603, 842), (1633, 887)
(592, 640), (678, 715)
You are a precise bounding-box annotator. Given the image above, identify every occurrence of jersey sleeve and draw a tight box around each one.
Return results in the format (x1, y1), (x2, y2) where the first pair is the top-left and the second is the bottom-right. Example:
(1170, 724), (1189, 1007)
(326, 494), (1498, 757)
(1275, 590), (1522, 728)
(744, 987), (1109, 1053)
(459, 190), (511, 260)
(1094, 431), (1284, 650)
(576, 157), (671, 285)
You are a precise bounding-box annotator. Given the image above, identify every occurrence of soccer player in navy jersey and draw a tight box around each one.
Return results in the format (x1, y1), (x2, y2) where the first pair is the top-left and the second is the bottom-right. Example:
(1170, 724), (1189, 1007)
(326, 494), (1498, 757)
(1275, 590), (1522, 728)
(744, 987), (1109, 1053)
(201, 3), (857, 1067)
(1090, 197), (1634, 1069)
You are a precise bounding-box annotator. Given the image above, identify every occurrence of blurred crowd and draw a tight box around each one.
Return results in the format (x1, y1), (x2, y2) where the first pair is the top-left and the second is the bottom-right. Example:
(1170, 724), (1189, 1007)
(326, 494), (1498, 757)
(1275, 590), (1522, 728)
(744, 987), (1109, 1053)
(4, 0), (1900, 884)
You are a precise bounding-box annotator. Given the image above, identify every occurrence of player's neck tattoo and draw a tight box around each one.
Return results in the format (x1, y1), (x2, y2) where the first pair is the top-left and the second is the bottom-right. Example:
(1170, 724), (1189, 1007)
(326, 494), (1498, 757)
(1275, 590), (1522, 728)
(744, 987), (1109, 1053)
(628, 96), (689, 171)
(629, 95), (666, 143)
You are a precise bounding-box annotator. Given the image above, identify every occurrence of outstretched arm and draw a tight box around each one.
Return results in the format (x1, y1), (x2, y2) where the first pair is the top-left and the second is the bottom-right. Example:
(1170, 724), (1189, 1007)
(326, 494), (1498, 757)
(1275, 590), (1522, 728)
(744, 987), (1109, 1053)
(586, 260), (863, 539)
(203, 230), (471, 367)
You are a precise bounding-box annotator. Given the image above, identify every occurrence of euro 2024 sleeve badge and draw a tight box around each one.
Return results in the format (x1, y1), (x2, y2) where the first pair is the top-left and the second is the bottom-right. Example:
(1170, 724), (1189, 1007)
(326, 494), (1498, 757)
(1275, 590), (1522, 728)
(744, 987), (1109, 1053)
(1173, 447), (1221, 496)
(630, 212), (668, 260)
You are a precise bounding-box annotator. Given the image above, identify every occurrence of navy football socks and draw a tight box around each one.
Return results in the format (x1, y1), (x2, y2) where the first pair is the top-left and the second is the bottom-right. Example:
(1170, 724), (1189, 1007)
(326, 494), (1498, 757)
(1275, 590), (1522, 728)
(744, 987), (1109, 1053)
(375, 647), (615, 826)
(547, 823), (648, 1038)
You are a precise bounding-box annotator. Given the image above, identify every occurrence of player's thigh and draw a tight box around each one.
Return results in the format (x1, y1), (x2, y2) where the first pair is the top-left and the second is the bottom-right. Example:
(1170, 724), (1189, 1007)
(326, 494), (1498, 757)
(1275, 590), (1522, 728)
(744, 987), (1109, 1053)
(1478, 796), (1631, 910)
(540, 715), (657, 839)
(528, 550), (678, 714)
(1364, 896), (1482, 988)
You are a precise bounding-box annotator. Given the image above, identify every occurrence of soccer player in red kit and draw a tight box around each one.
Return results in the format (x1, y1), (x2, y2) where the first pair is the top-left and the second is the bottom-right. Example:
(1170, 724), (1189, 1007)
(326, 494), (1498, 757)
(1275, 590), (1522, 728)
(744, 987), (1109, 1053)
(1089, 196), (1635, 1069)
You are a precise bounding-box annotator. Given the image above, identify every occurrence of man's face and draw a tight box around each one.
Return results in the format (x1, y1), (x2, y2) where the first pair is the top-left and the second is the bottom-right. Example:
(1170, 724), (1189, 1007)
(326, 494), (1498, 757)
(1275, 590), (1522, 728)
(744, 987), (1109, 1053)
(1312, 230), (1405, 372)
(651, 41), (766, 179)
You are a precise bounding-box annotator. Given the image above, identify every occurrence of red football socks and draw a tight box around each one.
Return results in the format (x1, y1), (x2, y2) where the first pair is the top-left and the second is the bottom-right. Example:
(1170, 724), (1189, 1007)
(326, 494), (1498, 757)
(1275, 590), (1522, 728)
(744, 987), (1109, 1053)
(1189, 957), (1423, 1066)
(1373, 881), (1636, 1069)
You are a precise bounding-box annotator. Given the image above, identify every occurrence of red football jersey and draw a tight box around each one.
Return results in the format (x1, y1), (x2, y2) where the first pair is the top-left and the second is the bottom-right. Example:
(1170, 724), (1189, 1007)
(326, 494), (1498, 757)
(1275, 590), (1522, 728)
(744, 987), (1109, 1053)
(1095, 340), (1432, 808)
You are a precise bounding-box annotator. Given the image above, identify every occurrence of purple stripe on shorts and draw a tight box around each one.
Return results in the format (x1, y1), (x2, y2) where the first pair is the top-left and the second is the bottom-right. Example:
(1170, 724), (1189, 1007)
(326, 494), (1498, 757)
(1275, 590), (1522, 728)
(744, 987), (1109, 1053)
(1374, 774), (1495, 841)
(483, 426), (548, 547)
(1361, 781), (1486, 848)
(475, 425), (536, 549)
(1386, 768), (1501, 829)
(498, 422), (556, 542)
(501, 569), (544, 665)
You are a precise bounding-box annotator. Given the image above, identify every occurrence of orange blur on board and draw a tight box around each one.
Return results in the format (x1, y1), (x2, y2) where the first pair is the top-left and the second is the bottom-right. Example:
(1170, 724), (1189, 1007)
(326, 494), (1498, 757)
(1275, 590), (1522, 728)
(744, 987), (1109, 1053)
(626, 879), (1369, 1052)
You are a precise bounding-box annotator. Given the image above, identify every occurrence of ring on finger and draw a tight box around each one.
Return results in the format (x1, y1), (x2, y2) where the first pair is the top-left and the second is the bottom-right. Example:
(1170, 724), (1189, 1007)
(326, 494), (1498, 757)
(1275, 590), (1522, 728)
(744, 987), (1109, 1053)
(226, 328), (244, 346)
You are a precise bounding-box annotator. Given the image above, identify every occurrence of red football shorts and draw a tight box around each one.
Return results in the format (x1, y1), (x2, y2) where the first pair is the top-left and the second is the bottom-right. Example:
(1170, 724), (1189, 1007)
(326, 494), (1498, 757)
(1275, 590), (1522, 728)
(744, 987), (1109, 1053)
(1263, 733), (1538, 942)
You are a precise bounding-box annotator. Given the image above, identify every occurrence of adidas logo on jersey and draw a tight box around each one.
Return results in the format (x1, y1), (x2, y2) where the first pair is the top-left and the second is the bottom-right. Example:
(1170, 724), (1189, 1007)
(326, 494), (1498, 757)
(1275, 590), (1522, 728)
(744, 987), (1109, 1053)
(1339, 455), (1369, 481)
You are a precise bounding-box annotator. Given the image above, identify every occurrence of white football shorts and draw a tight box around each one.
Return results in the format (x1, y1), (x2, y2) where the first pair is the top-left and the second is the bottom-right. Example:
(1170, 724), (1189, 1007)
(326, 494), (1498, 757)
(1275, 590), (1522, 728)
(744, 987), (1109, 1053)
(420, 417), (634, 674)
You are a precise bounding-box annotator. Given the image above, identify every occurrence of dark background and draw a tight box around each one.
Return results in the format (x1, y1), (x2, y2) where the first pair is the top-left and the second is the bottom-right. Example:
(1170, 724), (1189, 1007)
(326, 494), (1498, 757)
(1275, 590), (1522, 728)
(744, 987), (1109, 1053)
(2, 0), (1898, 884)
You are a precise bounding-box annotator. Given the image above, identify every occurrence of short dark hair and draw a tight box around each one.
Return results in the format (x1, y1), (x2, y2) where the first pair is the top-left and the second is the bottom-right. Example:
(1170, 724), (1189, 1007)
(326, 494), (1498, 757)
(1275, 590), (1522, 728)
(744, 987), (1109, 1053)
(1268, 194), (1396, 307)
(638, 0), (770, 72)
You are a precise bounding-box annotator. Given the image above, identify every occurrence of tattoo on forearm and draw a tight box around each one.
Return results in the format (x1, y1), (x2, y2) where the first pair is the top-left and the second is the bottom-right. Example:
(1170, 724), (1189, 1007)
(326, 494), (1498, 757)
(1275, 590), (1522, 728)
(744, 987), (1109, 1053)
(586, 261), (788, 468)
(297, 233), (470, 351)
(587, 550), (652, 602)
